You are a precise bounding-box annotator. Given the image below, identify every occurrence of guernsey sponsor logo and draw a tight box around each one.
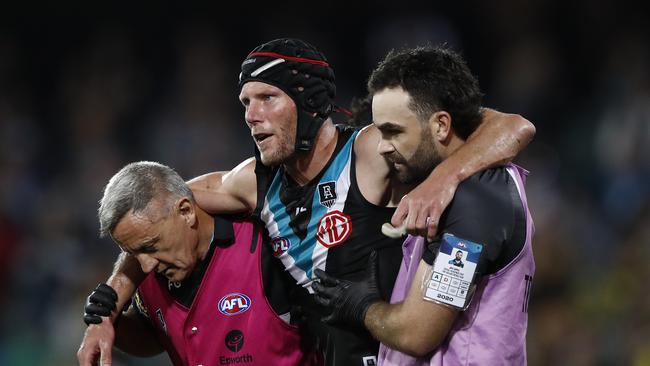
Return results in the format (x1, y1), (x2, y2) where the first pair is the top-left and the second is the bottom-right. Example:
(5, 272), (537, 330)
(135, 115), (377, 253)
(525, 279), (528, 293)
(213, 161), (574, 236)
(218, 293), (251, 316)
(219, 354), (253, 364)
(225, 329), (244, 352)
(221, 330), (253, 364)
(317, 210), (352, 248)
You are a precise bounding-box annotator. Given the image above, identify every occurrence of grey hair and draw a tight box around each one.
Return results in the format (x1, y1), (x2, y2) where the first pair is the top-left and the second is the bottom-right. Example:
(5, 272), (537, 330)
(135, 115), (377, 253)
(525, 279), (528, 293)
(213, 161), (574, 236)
(98, 161), (195, 238)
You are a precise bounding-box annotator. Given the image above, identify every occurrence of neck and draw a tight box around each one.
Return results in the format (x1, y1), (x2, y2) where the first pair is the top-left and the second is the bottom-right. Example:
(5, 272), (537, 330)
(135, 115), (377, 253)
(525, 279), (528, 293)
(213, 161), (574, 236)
(195, 207), (215, 261)
(284, 119), (338, 185)
(441, 135), (465, 160)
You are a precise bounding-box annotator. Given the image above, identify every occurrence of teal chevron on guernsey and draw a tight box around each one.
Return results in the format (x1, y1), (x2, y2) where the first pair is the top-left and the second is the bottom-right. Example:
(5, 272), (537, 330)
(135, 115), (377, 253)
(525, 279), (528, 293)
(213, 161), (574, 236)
(261, 131), (358, 289)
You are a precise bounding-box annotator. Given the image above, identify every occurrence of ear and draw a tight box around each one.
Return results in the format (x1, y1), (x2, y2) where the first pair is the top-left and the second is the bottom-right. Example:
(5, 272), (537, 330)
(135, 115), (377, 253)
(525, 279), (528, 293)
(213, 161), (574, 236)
(177, 197), (196, 227)
(428, 111), (452, 142)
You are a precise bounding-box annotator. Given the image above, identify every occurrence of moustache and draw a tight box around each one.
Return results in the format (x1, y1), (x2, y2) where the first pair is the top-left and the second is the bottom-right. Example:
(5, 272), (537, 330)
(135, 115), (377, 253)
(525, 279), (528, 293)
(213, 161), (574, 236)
(385, 153), (406, 165)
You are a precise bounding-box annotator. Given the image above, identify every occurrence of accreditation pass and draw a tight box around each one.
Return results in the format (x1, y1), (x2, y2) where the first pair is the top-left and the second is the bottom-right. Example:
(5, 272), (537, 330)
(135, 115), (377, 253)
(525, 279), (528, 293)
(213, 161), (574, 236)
(424, 233), (483, 310)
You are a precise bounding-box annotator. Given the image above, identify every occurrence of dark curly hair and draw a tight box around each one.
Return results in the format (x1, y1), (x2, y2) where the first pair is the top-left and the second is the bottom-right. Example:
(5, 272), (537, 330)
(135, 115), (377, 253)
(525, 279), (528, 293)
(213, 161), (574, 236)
(346, 94), (373, 127)
(367, 46), (483, 140)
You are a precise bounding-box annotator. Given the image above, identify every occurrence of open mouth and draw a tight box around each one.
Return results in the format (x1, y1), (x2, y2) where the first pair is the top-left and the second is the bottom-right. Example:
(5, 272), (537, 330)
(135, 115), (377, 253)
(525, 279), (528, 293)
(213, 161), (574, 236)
(253, 133), (272, 143)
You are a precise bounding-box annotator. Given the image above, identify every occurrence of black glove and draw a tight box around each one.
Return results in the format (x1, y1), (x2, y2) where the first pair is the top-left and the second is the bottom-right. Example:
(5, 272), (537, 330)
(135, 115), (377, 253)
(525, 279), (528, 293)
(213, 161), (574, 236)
(312, 251), (381, 326)
(83, 283), (117, 325)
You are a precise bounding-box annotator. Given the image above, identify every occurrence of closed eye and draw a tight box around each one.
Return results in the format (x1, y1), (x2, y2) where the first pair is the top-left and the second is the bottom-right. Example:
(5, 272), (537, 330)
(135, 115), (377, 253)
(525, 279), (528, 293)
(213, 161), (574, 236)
(135, 237), (160, 254)
(140, 244), (157, 254)
(377, 122), (404, 138)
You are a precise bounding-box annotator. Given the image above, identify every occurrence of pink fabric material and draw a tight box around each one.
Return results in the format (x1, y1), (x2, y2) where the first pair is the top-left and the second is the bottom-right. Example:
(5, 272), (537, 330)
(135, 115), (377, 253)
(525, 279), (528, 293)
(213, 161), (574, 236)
(138, 219), (313, 366)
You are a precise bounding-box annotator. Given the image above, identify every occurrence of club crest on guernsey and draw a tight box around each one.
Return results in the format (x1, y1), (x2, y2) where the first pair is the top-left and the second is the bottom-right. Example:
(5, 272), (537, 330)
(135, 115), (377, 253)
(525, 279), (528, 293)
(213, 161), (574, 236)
(318, 181), (337, 208)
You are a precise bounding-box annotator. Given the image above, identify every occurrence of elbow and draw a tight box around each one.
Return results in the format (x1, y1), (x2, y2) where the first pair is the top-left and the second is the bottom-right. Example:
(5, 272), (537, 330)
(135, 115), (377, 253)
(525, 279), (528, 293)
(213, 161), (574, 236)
(397, 332), (443, 358)
(187, 177), (204, 191)
(512, 114), (536, 146)
(186, 171), (220, 191)
(399, 341), (437, 358)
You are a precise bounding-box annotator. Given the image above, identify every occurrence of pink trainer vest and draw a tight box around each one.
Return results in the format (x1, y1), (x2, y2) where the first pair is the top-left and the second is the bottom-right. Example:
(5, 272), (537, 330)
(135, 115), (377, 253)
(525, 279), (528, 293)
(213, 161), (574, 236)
(137, 219), (315, 366)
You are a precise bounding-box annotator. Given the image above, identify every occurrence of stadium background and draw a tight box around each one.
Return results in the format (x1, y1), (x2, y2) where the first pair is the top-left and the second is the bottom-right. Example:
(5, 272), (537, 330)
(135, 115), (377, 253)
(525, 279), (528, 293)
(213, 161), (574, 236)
(0, 1), (648, 365)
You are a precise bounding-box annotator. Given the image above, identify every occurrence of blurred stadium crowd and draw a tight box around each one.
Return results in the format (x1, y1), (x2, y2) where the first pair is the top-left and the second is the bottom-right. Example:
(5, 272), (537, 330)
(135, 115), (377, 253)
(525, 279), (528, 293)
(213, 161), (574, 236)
(0, 2), (648, 365)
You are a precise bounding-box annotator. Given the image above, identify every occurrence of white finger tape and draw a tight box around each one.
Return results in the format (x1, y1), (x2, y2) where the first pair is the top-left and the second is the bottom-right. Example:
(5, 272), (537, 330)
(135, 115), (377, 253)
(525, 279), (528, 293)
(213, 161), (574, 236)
(381, 222), (406, 238)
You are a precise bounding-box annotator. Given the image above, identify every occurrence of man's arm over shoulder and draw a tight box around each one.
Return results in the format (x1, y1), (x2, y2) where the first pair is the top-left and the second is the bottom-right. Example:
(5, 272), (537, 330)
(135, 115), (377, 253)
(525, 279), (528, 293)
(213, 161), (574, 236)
(187, 157), (258, 214)
(451, 108), (535, 180)
(392, 108), (535, 240)
(85, 157), (258, 325)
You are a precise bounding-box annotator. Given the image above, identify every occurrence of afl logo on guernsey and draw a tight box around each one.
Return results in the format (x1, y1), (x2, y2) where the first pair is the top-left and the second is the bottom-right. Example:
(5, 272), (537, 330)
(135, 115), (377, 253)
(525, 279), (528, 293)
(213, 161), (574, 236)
(271, 237), (291, 257)
(317, 210), (352, 248)
(218, 293), (251, 316)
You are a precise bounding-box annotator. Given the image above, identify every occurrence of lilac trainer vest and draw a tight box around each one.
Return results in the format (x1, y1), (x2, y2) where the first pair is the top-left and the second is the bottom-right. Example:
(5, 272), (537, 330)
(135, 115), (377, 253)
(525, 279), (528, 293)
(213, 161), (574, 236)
(379, 164), (535, 366)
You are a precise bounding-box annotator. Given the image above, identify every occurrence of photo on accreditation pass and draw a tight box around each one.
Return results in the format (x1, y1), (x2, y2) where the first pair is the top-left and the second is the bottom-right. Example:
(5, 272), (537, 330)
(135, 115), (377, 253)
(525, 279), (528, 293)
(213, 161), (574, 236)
(425, 233), (482, 309)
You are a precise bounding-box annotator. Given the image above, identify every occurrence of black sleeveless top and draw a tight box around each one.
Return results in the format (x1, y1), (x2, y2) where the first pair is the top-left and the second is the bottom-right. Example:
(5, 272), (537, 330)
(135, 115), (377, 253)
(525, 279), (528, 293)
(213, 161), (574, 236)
(252, 125), (403, 366)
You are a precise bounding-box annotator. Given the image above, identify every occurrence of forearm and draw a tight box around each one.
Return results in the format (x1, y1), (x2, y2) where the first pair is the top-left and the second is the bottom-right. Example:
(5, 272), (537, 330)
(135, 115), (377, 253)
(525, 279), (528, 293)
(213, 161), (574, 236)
(365, 301), (443, 356)
(365, 300), (455, 357)
(114, 309), (164, 357)
(364, 260), (458, 356)
(365, 302), (419, 353)
(441, 108), (536, 183)
(105, 252), (146, 322)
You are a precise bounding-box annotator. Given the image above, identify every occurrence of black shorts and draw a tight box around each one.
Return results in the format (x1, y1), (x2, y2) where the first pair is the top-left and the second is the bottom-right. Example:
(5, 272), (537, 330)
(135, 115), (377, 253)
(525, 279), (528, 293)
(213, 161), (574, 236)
(295, 296), (379, 366)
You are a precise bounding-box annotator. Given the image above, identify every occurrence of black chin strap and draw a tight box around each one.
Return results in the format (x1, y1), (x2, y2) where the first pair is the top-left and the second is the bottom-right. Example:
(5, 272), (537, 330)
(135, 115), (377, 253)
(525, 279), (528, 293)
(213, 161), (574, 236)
(250, 148), (273, 253)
